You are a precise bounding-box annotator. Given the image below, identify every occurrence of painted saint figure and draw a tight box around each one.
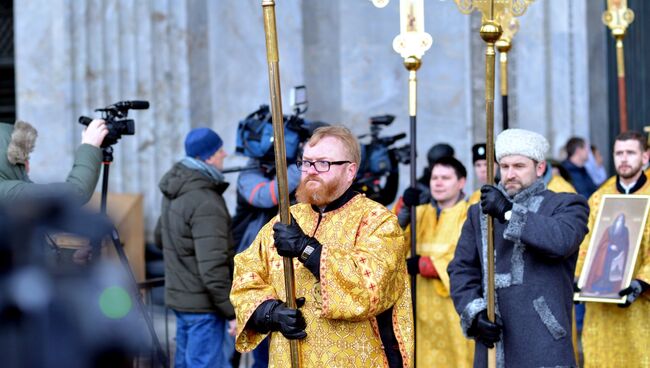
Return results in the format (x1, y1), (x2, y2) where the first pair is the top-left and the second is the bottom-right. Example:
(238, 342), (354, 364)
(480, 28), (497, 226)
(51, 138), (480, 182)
(583, 213), (630, 297)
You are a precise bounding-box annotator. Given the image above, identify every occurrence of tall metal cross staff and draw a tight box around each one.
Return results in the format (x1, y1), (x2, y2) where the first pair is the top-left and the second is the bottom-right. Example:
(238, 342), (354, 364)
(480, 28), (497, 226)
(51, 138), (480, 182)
(603, 0), (634, 133)
(261, 1), (301, 367)
(453, 1), (533, 367)
(495, 10), (519, 130)
(392, 1), (432, 364)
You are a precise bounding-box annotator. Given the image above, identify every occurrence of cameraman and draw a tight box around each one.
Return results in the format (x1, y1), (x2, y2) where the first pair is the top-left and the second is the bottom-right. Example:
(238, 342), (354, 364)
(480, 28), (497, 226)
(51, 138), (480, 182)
(232, 160), (301, 254)
(230, 158), (301, 368)
(0, 119), (107, 203)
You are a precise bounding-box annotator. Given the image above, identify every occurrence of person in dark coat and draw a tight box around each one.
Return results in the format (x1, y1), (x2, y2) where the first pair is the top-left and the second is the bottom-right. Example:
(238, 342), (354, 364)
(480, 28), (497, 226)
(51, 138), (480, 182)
(448, 129), (589, 368)
(155, 127), (235, 368)
(561, 137), (597, 198)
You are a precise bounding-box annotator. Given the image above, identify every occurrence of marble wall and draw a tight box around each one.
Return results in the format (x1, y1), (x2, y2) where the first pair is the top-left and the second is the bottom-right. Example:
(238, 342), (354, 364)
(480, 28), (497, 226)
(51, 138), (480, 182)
(14, 0), (608, 240)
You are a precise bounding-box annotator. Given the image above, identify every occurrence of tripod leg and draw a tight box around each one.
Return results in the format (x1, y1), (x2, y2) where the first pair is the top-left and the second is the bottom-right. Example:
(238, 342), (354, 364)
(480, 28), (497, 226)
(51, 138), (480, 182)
(109, 229), (169, 367)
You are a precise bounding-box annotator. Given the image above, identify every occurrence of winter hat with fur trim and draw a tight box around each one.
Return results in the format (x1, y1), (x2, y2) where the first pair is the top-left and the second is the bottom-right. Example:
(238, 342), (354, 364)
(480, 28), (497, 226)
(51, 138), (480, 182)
(7, 120), (38, 165)
(495, 129), (549, 163)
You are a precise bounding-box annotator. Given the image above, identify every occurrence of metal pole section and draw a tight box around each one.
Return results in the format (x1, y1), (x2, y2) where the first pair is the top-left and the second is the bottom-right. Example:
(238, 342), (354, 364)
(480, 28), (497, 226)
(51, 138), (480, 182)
(480, 19), (502, 368)
(261, 1), (301, 367)
(405, 55), (421, 366)
(497, 43), (510, 130)
(602, 2), (634, 134)
(615, 37), (628, 132)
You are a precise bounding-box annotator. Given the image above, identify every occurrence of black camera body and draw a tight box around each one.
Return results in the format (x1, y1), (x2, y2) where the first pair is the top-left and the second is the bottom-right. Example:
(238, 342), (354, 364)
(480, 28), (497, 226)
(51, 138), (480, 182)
(79, 100), (149, 148)
(354, 114), (410, 205)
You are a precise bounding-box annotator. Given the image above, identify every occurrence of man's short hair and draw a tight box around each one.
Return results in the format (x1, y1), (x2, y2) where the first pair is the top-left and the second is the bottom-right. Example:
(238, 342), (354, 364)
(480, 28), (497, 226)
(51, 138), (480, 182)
(307, 125), (361, 166)
(614, 131), (647, 152)
(432, 156), (467, 179)
(565, 137), (586, 158)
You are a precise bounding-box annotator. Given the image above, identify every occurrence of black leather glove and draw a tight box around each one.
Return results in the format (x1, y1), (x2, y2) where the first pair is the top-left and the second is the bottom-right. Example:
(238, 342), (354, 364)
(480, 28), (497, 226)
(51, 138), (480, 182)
(248, 298), (307, 339)
(402, 187), (423, 207)
(468, 310), (502, 348)
(406, 255), (421, 275)
(273, 217), (319, 259)
(480, 185), (513, 222)
(618, 279), (649, 308)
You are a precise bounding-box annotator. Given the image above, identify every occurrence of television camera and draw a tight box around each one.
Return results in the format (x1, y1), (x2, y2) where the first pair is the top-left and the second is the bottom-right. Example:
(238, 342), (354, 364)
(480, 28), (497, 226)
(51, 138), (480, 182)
(354, 114), (410, 205)
(231, 86), (321, 175)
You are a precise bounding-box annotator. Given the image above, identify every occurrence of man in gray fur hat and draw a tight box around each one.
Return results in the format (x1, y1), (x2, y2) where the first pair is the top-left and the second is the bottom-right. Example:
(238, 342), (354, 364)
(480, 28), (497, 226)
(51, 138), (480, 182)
(0, 119), (107, 202)
(448, 128), (589, 367)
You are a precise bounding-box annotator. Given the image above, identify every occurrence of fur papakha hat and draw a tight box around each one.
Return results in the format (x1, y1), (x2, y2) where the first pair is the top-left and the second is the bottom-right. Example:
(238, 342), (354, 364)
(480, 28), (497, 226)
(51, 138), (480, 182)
(495, 128), (549, 163)
(7, 120), (38, 165)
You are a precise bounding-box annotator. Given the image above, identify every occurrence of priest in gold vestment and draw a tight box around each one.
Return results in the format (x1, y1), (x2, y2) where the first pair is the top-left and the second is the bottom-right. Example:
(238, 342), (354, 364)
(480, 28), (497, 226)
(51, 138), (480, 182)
(230, 126), (414, 367)
(576, 131), (650, 368)
(398, 156), (474, 368)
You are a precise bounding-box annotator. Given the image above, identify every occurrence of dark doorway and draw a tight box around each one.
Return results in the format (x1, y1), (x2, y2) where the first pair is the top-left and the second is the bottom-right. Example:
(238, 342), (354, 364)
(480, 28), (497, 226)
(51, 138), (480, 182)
(0, 0), (15, 123)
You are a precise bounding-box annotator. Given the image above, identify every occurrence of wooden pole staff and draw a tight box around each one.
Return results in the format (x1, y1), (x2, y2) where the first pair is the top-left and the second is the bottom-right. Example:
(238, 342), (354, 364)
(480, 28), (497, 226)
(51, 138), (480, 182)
(261, 1), (301, 367)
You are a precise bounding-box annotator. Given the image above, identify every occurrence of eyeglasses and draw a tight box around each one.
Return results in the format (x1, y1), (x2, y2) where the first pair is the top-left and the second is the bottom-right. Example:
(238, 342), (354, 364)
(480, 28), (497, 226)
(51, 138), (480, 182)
(296, 160), (351, 173)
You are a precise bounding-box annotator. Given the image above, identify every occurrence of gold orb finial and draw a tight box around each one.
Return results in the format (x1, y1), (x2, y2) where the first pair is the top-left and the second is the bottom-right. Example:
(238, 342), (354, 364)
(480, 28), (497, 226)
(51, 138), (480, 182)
(404, 56), (422, 72)
(480, 20), (503, 44)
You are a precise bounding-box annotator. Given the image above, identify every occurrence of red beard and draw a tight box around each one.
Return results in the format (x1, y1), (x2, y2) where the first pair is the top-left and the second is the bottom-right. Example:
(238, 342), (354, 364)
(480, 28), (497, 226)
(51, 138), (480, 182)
(295, 175), (340, 207)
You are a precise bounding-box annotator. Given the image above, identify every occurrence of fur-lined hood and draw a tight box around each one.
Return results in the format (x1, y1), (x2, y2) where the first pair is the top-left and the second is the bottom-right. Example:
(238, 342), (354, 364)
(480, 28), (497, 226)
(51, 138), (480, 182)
(0, 121), (34, 182)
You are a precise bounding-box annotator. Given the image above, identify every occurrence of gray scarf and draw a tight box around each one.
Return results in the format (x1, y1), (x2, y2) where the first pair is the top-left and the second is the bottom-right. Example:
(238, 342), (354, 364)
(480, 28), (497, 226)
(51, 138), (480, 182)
(480, 178), (546, 367)
(180, 157), (224, 184)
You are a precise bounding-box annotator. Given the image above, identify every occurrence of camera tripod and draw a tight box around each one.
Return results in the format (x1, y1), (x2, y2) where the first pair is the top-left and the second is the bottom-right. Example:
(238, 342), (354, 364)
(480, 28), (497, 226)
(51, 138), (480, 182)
(100, 146), (168, 367)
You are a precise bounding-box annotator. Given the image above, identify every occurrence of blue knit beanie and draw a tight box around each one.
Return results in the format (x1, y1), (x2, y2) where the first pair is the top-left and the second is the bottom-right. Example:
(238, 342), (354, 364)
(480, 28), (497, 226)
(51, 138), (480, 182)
(185, 128), (223, 161)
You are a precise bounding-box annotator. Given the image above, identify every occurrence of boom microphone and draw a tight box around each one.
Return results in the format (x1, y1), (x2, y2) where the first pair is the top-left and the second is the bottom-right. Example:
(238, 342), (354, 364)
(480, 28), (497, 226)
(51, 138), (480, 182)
(113, 100), (150, 110)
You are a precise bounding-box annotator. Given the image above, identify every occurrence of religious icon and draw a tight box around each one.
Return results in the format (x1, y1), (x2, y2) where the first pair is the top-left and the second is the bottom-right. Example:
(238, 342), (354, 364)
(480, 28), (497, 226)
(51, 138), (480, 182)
(575, 195), (650, 303)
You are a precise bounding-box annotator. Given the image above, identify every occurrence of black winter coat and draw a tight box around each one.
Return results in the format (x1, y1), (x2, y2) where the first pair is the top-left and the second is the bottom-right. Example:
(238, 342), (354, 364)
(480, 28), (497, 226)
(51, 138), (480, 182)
(155, 162), (235, 318)
(448, 181), (589, 368)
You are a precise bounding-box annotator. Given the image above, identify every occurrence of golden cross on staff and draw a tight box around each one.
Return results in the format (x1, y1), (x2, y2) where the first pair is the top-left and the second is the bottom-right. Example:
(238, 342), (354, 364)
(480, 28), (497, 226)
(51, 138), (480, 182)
(392, 2), (432, 365)
(603, 0), (635, 133)
(495, 9), (519, 130)
(453, 1), (534, 367)
(261, 1), (301, 367)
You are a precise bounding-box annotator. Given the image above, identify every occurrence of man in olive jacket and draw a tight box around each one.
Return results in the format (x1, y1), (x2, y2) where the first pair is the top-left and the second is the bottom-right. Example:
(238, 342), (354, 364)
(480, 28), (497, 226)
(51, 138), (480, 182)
(155, 127), (235, 368)
(0, 119), (107, 202)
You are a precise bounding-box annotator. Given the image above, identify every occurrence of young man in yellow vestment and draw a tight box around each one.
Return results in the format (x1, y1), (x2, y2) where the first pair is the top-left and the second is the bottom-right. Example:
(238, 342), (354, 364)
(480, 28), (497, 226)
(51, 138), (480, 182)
(397, 156), (474, 368)
(576, 131), (650, 368)
(468, 143), (488, 205)
(230, 126), (414, 368)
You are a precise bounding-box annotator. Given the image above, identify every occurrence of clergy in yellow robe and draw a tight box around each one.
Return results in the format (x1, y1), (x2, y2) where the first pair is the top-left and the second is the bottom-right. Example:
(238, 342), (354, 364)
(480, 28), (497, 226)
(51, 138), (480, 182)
(576, 132), (650, 368)
(548, 175), (576, 194)
(398, 157), (474, 368)
(230, 126), (414, 367)
(468, 189), (481, 205)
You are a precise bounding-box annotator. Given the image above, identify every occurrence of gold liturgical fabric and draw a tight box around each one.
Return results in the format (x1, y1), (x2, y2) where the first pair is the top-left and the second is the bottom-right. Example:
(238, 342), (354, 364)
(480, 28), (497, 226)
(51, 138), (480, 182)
(575, 177), (650, 368)
(403, 200), (474, 368)
(231, 195), (414, 367)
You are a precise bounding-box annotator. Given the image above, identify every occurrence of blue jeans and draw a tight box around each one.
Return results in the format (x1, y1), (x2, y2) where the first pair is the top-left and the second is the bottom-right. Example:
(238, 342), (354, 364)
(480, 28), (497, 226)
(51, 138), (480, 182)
(252, 337), (269, 368)
(174, 311), (226, 368)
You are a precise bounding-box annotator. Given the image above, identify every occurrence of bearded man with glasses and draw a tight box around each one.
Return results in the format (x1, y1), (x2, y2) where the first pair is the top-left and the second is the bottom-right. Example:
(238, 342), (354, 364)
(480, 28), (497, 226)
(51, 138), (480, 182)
(230, 126), (413, 367)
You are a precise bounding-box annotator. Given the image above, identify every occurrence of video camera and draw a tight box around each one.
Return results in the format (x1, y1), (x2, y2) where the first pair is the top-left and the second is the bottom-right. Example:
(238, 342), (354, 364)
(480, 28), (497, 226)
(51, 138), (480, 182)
(354, 114), (410, 205)
(235, 86), (318, 165)
(79, 100), (149, 148)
